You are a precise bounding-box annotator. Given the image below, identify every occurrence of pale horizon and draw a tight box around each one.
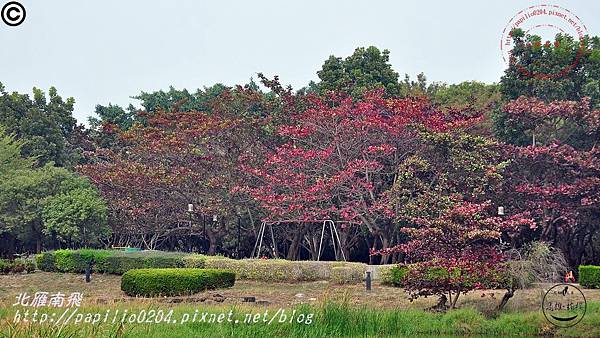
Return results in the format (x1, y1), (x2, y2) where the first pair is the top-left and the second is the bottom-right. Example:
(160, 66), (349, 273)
(1, 0), (598, 124)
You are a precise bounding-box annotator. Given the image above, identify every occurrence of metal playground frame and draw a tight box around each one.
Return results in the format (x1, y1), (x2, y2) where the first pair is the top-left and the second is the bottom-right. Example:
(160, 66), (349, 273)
(251, 219), (357, 261)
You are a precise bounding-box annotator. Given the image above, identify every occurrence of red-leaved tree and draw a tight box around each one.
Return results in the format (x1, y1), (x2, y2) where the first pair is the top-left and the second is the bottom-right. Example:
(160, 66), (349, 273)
(238, 89), (482, 261)
(374, 200), (534, 308)
(80, 86), (274, 252)
(502, 96), (600, 267)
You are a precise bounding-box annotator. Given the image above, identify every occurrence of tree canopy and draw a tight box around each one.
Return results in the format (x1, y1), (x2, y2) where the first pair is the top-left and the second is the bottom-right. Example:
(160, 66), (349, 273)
(0, 83), (83, 167)
(0, 38), (599, 268)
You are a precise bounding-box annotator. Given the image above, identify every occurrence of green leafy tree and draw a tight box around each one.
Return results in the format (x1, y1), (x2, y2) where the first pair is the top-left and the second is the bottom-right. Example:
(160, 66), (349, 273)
(398, 73), (443, 98)
(433, 81), (501, 110)
(495, 31), (600, 145)
(0, 163), (108, 253)
(43, 187), (109, 247)
(316, 46), (401, 97)
(0, 125), (34, 177)
(0, 83), (83, 167)
(432, 81), (502, 137)
(88, 103), (137, 149)
(89, 103), (137, 131)
(133, 84), (229, 113)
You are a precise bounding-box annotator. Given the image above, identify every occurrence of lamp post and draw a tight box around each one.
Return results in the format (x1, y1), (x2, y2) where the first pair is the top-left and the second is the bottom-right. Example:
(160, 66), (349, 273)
(187, 203), (194, 252)
(237, 216), (241, 258)
(498, 206), (506, 245)
(187, 203), (194, 226)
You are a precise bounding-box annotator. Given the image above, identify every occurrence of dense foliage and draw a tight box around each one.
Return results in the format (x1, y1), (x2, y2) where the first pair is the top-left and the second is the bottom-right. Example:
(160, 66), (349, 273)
(35, 249), (201, 274)
(579, 265), (600, 288)
(1, 36), (598, 278)
(0, 83), (86, 167)
(79, 85), (275, 253)
(0, 126), (108, 254)
(121, 268), (236, 297)
(0, 258), (35, 274)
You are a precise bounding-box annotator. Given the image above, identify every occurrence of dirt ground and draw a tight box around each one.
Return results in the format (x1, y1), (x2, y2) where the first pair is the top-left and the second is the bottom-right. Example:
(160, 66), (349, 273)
(1, 272), (599, 312)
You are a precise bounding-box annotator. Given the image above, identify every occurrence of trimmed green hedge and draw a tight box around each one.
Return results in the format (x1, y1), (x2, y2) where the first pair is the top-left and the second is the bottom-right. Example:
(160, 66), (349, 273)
(121, 268), (235, 297)
(579, 265), (600, 288)
(95, 251), (187, 274)
(181, 254), (207, 268)
(35, 252), (57, 272)
(204, 257), (366, 283)
(54, 249), (108, 272)
(330, 266), (356, 284)
(35, 250), (195, 275)
(35, 249), (364, 282)
(0, 258), (35, 274)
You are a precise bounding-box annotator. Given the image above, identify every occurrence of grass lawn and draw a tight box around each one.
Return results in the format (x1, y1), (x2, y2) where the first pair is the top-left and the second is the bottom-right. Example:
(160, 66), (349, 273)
(1, 272), (599, 337)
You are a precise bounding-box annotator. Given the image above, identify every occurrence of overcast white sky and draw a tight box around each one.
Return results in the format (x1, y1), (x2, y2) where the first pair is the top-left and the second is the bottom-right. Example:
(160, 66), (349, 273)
(1, 0), (599, 124)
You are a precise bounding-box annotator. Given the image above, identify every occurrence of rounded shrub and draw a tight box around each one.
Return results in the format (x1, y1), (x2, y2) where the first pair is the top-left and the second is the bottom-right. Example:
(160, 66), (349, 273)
(10, 259), (26, 273)
(390, 265), (409, 286)
(0, 259), (9, 273)
(121, 268), (235, 297)
(35, 252), (56, 272)
(0, 258), (36, 274)
(54, 249), (94, 272)
(579, 265), (600, 288)
(23, 259), (36, 273)
(379, 265), (409, 286)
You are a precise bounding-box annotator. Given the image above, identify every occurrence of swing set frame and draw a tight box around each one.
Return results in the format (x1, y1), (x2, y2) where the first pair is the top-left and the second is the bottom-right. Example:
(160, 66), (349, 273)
(251, 219), (359, 261)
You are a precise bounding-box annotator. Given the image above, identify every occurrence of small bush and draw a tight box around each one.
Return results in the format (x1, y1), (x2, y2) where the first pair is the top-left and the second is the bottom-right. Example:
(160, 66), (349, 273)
(23, 259), (36, 273)
(0, 259), (9, 273)
(35, 252), (56, 272)
(379, 265), (410, 286)
(54, 249), (94, 273)
(378, 265), (395, 285)
(579, 265), (600, 288)
(0, 258), (36, 274)
(121, 268), (235, 297)
(389, 265), (409, 287)
(10, 259), (26, 273)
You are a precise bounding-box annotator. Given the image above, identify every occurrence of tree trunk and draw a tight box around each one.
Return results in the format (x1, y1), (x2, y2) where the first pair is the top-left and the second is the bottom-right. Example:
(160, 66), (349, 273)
(450, 290), (460, 308)
(380, 235), (391, 264)
(497, 288), (515, 311)
(428, 294), (448, 312)
(338, 229), (351, 261)
(287, 226), (305, 260)
(207, 229), (217, 255)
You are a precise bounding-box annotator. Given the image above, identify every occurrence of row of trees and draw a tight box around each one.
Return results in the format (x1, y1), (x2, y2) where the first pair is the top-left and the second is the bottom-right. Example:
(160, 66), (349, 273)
(1, 32), (598, 270)
(0, 126), (108, 255)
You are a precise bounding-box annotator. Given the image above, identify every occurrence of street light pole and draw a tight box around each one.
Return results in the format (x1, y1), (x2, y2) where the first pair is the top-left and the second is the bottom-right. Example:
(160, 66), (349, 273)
(187, 203), (194, 252)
